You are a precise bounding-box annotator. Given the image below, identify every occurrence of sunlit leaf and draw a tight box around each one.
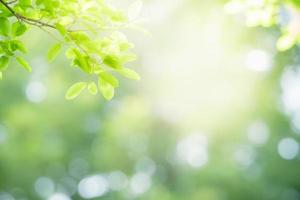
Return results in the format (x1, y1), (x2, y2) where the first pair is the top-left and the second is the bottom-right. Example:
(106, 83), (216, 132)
(0, 56), (9, 71)
(0, 17), (10, 36)
(16, 57), (32, 72)
(277, 34), (296, 51)
(98, 78), (114, 100)
(99, 72), (119, 88)
(12, 22), (27, 37)
(117, 67), (140, 80)
(65, 82), (87, 100)
(88, 82), (98, 95)
(47, 43), (62, 62)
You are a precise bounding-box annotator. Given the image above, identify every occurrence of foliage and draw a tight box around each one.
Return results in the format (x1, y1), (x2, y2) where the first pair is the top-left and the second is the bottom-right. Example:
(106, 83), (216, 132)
(225, 0), (300, 51)
(0, 0), (140, 100)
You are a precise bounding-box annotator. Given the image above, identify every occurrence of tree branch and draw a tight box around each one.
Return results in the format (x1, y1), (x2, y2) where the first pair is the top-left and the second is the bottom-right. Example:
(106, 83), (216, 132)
(0, 0), (56, 29)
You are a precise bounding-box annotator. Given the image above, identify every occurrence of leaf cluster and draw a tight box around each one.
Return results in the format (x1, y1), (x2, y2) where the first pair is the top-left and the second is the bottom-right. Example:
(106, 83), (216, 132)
(0, 0), (141, 100)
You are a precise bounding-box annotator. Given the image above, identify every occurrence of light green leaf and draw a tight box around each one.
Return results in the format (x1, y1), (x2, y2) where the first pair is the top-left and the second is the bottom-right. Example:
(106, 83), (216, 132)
(277, 34), (296, 51)
(98, 78), (114, 100)
(103, 55), (121, 69)
(47, 43), (62, 62)
(0, 71), (2, 80)
(12, 22), (27, 37)
(16, 57), (32, 72)
(65, 82), (87, 100)
(55, 23), (67, 36)
(9, 40), (27, 53)
(0, 18), (10, 36)
(72, 49), (91, 73)
(117, 67), (140, 80)
(0, 56), (9, 71)
(88, 82), (98, 95)
(99, 72), (119, 88)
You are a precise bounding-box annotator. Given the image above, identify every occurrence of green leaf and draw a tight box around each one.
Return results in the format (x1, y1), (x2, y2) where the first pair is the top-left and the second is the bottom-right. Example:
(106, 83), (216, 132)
(72, 49), (91, 73)
(19, 0), (31, 6)
(65, 82), (87, 100)
(117, 67), (140, 80)
(12, 22), (27, 37)
(0, 56), (9, 71)
(0, 18), (10, 36)
(47, 43), (62, 62)
(55, 23), (67, 36)
(87, 82), (98, 95)
(277, 34), (296, 51)
(65, 48), (75, 59)
(0, 71), (2, 80)
(10, 40), (27, 53)
(16, 57), (32, 72)
(98, 78), (114, 100)
(103, 55), (121, 69)
(99, 72), (119, 88)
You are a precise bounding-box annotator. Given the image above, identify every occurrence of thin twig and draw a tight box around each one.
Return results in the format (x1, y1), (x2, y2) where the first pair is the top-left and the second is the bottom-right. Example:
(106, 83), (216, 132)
(0, 0), (56, 29)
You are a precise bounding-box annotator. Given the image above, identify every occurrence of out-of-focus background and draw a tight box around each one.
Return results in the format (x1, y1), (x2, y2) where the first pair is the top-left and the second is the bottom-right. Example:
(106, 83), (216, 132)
(1, 0), (300, 199)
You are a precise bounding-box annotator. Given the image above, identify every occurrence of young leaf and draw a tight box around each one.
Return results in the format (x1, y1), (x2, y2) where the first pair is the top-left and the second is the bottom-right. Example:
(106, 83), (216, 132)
(55, 23), (67, 36)
(99, 72), (119, 88)
(47, 43), (62, 62)
(103, 55), (121, 69)
(88, 82), (98, 95)
(12, 22), (27, 37)
(65, 82), (87, 100)
(98, 78), (114, 100)
(277, 34), (296, 51)
(0, 18), (10, 36)
(117, 68), (140, 80)
(11, 40), (27, 53)
(16, 57), (32, 72)
(0, 56), (9, 71)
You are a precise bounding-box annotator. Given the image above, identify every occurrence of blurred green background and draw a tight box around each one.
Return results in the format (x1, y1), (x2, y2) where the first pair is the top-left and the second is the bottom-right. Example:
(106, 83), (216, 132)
(1, 0), (300, 199)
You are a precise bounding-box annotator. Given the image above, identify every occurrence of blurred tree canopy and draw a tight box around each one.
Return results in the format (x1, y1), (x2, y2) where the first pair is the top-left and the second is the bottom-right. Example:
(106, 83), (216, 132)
(1, 0), (300, 200)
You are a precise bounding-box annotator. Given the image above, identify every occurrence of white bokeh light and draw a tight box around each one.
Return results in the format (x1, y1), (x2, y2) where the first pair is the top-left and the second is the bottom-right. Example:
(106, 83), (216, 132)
(247, 121), (270, 145)
(0, 125), (7, 144)
(245, 49), (272, 72)
(34, 177), (55, 198)
(234, 145), (256, 168)
(107, 171), (128, 191)
(278, 137), (299, 160)
(78, 175), (109, 199)
(48, 193), (70, 200)
(281, 68), (300, 113)
(130, 172), (151, 195)
(224, 1), (245, 14)
(176, 133), (208, 168)
(25, 81), (47, 103)
(135, 157), (156, 176)
(291, 113), (300, 133)
(0, 193), (14, 200)
(69, 158), (90, 179)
